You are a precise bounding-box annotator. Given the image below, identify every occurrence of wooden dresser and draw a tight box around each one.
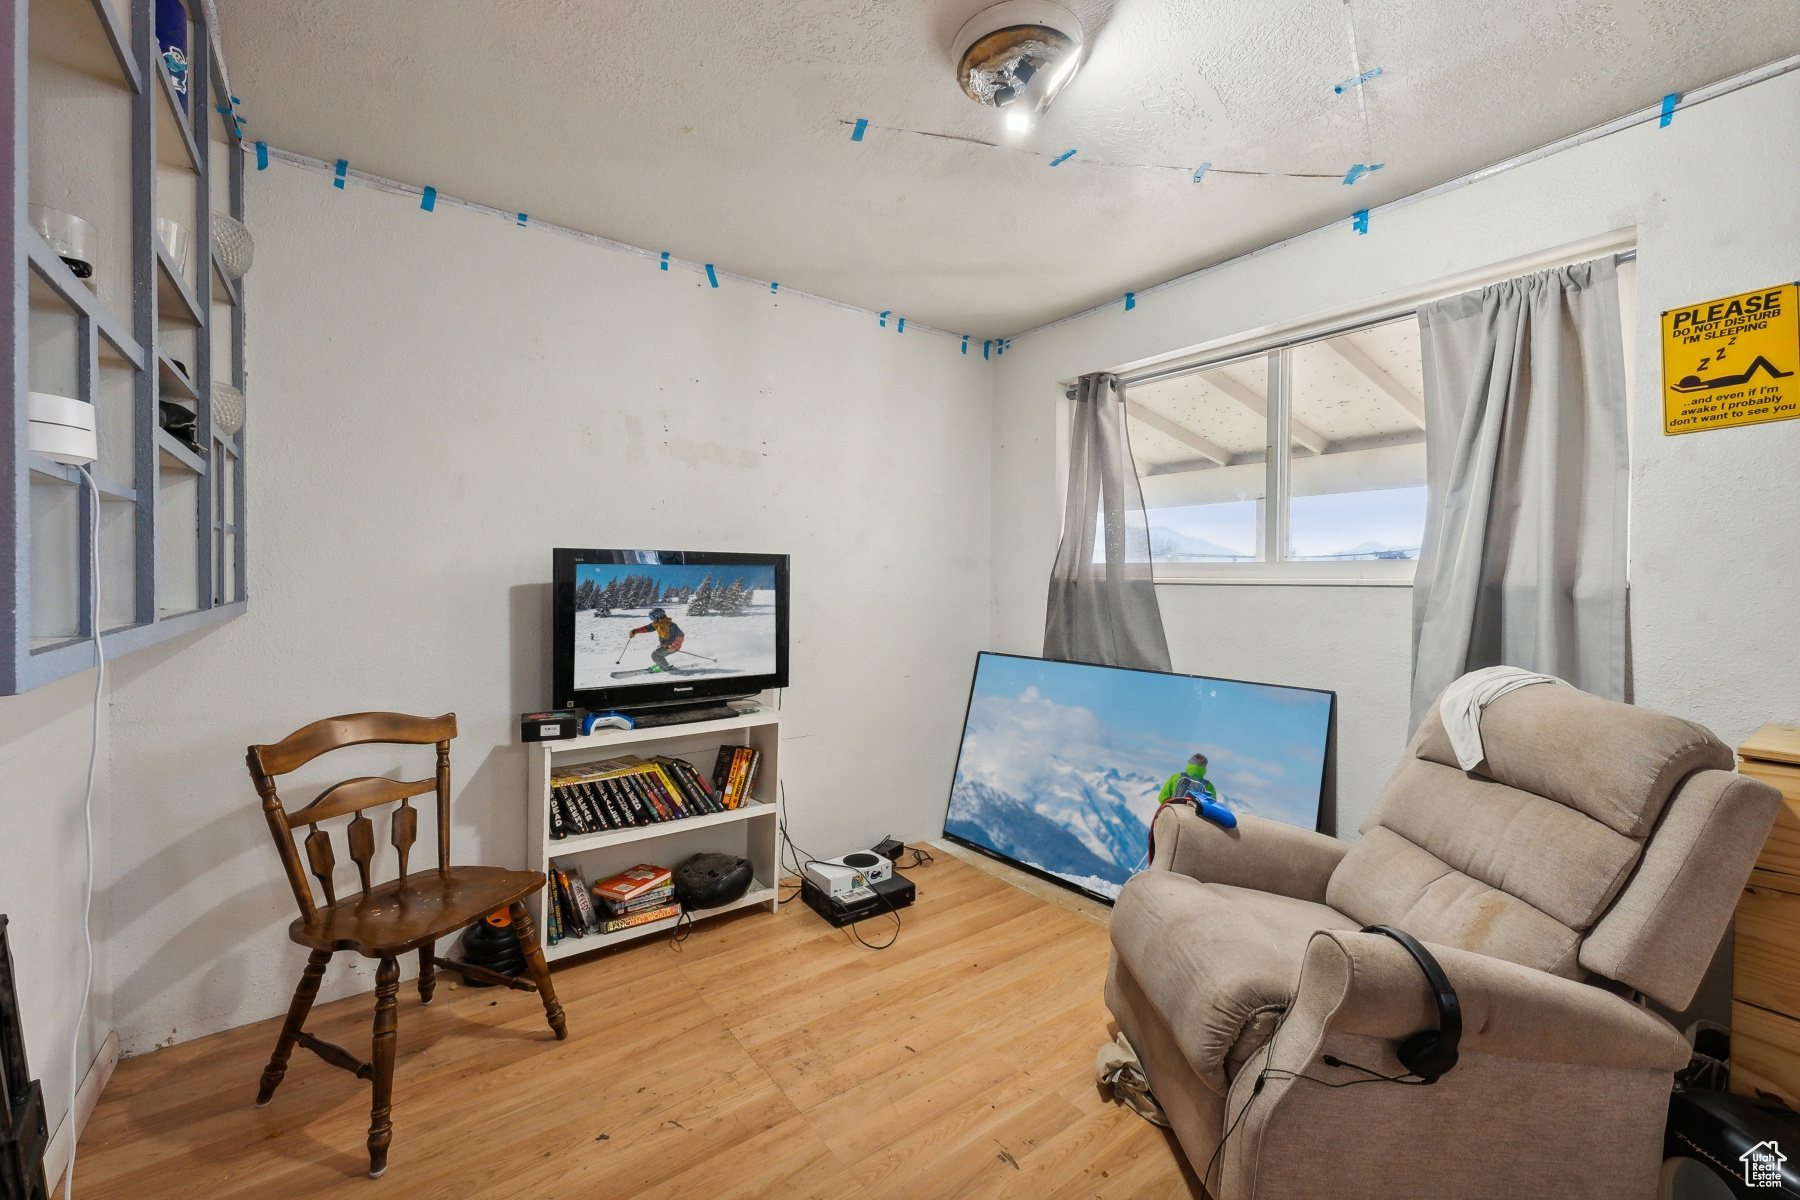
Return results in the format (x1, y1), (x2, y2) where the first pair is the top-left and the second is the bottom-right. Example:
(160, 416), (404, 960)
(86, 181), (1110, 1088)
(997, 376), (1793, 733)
(1732, 723), (1800, 1107)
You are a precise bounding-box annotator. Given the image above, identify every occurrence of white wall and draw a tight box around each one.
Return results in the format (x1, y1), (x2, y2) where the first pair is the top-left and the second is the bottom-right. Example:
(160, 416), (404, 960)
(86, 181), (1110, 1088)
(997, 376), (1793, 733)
(99, 164), (993, 1054)
(993, 69), (1800, 837)
(0, 668), (111, 1148)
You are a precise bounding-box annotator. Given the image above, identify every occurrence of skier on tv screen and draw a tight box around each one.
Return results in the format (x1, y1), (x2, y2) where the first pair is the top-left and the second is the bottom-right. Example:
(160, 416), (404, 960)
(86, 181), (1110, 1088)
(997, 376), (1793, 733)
(1156, 753), (1237, 829)
(628, 608), (685, 673)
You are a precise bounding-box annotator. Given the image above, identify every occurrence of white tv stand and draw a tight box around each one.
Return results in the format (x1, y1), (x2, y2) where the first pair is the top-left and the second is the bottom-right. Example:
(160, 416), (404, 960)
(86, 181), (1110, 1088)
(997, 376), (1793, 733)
(526, 708), (781, 961)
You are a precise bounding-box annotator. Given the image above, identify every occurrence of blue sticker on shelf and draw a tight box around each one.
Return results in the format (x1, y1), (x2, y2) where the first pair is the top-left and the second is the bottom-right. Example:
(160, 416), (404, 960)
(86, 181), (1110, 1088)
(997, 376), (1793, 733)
(1124, 292), (1136, 311)
(517, 213), (528, 226)
(1343, 163), (1384, 185)
(660, 251), (670, 271)
(1334, 66), (1383, 94)
(254, 141), (267, 170)
(1352, 208), (1369, 235)
(961, 335), (969, 354)
(897, 317), (905, 332)
(1192, 162), (1211, 184)
(1049, 149), (1078, 166)
(852, 118), (869, 141)
(770, 282), (779, 293)
(1660, 93), (1678, 127)
(879, 310), (890, 328)
(705, 264), (719, 287)
(420, 186), (437, 212)
(984, 339), (992, 360)
(334, 158), (348, 188)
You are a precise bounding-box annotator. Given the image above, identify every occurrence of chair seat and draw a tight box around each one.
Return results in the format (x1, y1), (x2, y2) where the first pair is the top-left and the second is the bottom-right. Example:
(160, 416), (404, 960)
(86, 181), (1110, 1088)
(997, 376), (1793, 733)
(1110, 870), (1357, 1095)
(289, 866), (546, 956)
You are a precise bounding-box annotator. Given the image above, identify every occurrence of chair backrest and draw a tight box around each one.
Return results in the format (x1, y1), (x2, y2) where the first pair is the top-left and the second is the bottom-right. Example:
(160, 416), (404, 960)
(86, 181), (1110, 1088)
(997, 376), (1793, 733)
(1326, 684), (1781, 1010)
(246, 712), (458, 923)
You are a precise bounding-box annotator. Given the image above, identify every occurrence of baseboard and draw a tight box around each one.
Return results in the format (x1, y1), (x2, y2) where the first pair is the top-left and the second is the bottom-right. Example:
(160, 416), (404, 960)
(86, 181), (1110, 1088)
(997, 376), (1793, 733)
(42, 1028), (119, 1193)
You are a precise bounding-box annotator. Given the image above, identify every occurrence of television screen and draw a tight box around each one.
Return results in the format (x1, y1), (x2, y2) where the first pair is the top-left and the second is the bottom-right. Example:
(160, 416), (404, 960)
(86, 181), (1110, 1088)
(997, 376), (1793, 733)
(553, 550), (789, 711)
(942, 652), (1333, 903)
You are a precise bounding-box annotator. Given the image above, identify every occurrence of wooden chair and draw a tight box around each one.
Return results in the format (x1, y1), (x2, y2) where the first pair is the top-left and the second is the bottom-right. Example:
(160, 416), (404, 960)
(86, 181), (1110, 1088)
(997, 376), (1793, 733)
(246, 712), (566, 1179)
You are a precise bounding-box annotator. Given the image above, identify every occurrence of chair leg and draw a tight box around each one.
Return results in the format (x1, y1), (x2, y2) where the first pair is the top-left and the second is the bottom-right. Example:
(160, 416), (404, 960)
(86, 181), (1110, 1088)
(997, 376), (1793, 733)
(510, 900), (566, 1040)
(367, 955), (401, 1179)
(417, 940), (435, 1005)
(256, 949), (331, 1107)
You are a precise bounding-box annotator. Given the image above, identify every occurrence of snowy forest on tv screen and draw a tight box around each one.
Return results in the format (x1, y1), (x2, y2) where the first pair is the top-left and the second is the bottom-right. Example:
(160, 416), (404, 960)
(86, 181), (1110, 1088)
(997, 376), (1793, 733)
(943, 655), (1330, 900)
(572, 564), (776, 692)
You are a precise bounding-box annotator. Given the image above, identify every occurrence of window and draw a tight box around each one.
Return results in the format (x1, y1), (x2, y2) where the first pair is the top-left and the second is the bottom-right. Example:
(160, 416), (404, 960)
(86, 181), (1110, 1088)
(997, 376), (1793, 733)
(1126, 316), (1426, 577)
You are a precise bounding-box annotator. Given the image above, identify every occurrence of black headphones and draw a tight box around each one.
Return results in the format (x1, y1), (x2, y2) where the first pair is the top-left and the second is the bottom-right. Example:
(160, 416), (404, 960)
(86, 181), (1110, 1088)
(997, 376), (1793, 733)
(1359, 924), (1462, 1082)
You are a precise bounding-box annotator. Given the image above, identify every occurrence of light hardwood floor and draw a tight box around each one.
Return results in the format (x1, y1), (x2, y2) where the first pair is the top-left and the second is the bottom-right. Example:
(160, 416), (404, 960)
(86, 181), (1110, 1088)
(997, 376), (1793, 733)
(74, 856), (1201, 1199)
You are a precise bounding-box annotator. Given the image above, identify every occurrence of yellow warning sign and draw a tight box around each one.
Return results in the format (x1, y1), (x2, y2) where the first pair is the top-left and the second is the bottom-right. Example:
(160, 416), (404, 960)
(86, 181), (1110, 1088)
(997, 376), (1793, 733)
(1662, 282), (1800, 435)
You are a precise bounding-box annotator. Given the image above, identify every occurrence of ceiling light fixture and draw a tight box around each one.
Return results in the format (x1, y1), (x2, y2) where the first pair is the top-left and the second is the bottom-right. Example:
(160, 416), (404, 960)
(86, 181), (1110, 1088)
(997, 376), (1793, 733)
(953, 1), (1085, 130)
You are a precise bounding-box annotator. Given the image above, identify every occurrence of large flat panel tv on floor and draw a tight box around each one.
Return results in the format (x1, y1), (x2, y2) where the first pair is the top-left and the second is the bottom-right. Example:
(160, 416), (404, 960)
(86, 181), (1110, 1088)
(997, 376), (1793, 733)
(553, 549), (789, 712)
(942, 652), (1334, 904)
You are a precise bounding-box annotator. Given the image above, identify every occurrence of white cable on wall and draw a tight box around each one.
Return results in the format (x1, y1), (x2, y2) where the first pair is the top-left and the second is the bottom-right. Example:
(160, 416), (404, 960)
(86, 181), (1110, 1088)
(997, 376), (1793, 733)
(64, 469), (102, 1200)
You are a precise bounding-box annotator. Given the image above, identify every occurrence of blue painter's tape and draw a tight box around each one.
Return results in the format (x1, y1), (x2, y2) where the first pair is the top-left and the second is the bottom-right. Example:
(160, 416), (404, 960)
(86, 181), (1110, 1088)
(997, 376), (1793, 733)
(1049, 148), (1077, 166)
(984, 340), (991, 360)
(420, 186), (437, 212)
(1660, 93), (1678, 127)
(660, 251), (670, 271)
(706, 264), (719, 287)
(254, 141), (268, 170)
(961, 335), (969, 355)
(1192, 162), (1211, 184)
(1124, 292), (1136, 312)
(334, 158), (348, 188)
(517, 213), (528, 226)
(770, 282), (779, 293)
(879, 310), (890, 328)
(897, 317), (905, 332)
(998, 339), (1007, 356)
(1352, 208), (1369, 235)
(215, 105), (231, 116)
(1343, 162), (1384, 185)
(852, 118), (869, 141)
(1333, 66), (1383, 95)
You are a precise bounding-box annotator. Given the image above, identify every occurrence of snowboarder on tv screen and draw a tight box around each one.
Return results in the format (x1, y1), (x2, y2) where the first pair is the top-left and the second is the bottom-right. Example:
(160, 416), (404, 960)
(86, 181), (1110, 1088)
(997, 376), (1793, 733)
(1156, 753), (1237, 830)
(629, 607), (685, 673)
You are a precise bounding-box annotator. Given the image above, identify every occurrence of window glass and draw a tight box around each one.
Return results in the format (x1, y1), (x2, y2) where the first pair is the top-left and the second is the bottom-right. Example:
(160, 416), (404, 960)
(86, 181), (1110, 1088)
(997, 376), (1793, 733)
(1285, 319), (1427, 560)
(1128, 355), (1271, 562)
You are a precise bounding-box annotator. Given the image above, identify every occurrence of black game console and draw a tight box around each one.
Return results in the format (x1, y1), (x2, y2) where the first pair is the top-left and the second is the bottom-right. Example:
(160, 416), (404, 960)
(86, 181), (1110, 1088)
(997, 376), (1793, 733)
(801, 872), (915, 928)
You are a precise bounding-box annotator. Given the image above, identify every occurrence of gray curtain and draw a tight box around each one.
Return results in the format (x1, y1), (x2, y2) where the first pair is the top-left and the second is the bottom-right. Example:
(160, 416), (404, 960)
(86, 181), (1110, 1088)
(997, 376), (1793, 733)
(1043, 373), (1172, 671)
(1410, 257), (1629, 730)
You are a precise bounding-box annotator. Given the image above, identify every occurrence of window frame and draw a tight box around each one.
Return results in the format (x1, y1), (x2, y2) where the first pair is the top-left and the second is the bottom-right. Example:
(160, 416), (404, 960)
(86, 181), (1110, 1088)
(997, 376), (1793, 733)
(1085, 229), (1638, 587)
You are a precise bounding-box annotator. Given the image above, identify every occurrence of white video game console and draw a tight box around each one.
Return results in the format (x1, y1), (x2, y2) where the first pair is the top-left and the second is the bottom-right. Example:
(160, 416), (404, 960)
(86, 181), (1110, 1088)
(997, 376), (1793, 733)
(802, 850), (895, 899)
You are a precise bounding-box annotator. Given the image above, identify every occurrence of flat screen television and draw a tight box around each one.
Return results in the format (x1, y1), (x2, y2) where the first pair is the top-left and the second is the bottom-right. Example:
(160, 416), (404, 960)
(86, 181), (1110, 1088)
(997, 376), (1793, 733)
(553, 549), (789, 712)
(942, 652), (1334, 904)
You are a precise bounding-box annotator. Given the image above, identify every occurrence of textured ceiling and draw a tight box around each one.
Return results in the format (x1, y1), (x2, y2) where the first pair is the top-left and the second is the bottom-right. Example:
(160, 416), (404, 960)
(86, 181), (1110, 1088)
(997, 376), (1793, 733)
(217, 0), (1798, 337)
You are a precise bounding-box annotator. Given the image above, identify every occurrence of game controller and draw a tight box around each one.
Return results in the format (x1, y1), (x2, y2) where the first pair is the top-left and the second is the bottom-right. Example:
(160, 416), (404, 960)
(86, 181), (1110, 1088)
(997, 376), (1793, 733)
(580, 711), (636, 735)
(1196, 798), (1238, 829)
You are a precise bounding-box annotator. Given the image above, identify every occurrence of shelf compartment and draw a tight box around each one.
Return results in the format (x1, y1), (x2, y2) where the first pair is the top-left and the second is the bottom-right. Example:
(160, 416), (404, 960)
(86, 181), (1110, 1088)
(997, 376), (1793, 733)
(156, 428), (206, 475)
(154, 55), (201, 173)
(155, 242), (204, 326)
(210, 250), (240, 307)
(25, 229), (145, 367)
(547, 798), (775, 857)
(30, 0), (143, 94)
(542, 884), (779, 961)
(156, 351), (196, 400)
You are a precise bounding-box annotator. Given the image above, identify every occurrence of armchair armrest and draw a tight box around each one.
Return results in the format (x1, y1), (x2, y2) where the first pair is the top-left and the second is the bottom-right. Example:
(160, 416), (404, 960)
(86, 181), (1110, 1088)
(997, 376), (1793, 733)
(1151, 806), (1348, 904)
(1280, 929), (1691, 1073)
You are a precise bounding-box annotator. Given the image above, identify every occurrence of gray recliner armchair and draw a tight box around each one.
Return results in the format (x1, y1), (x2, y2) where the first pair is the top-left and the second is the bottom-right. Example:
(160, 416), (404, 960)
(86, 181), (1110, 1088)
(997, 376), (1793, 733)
(1107, 683), (1782, 1199)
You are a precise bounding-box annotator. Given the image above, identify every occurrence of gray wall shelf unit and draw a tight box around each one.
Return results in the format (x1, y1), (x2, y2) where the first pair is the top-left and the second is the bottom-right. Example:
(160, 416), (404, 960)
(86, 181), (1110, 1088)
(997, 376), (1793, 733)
(3, 0), (247, 694)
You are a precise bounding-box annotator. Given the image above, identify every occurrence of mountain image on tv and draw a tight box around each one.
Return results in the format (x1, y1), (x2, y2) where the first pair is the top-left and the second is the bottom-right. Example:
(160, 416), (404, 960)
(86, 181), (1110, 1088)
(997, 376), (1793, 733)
(572, 563), (777, 692)
(943, 654), (1332, 901)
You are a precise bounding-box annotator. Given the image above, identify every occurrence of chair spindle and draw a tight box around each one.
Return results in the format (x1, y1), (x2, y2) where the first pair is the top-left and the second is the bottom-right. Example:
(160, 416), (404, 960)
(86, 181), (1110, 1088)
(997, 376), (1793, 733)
(348, 814), (376, 896)
(391, 802), (417, 880)
(304, 825), (337, 906)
